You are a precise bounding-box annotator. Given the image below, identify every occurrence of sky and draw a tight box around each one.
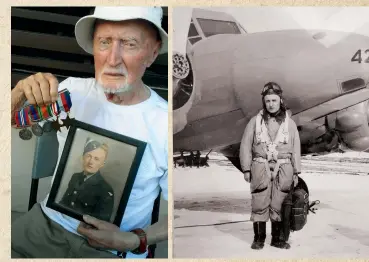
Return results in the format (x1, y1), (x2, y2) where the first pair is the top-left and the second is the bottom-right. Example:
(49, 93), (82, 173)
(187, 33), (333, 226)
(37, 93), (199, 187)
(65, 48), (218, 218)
(173, 7), (369, 54)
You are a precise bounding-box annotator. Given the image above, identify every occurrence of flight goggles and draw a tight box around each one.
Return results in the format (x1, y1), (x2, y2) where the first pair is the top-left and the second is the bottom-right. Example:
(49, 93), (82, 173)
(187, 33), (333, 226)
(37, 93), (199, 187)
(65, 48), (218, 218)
(261, 82), (283, 96)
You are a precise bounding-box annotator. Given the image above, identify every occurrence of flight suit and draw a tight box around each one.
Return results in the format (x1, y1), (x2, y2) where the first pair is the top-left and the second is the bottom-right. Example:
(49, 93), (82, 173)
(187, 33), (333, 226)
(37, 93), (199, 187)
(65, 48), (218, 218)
(60, 171), (114, 222)
(240, 112), (301, 222)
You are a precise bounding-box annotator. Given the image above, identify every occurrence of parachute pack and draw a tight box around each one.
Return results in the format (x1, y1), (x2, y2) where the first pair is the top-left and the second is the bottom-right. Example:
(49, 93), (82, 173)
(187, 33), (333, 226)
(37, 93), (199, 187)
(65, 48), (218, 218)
(281, 177), (320, 241)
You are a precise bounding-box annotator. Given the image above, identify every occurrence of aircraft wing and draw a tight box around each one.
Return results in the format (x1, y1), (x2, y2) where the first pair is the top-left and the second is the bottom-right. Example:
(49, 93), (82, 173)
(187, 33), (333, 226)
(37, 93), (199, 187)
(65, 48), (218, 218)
(291, 86), (369, 127)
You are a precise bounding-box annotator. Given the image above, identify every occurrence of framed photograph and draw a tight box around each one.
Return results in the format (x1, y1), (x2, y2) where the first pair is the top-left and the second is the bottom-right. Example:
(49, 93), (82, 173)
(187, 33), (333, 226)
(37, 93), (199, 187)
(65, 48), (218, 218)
(46, 119), (147, 226)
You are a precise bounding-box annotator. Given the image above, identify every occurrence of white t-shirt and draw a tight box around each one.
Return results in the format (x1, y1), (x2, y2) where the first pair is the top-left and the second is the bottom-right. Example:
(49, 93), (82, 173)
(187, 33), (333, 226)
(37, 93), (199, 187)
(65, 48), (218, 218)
(40, 77), (168, 259)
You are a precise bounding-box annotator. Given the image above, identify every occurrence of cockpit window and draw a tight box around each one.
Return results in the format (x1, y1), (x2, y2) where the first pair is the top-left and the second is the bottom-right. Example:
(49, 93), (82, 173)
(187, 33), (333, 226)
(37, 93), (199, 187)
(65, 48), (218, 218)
(341, 78), (366, 93)
(197, 18), (241, 37)
(189, 37), (202, 45)
(188, 23), (199, 37)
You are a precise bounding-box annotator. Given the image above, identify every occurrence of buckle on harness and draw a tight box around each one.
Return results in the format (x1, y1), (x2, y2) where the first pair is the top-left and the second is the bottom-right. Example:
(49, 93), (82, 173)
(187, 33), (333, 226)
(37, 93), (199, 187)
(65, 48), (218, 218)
(269, 161), (276, 171)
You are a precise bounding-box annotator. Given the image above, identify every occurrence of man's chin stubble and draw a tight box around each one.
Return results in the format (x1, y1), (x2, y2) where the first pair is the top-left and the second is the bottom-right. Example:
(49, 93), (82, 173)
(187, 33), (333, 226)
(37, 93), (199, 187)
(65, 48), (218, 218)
(97, 80), (134, 94)
(104, 86), (133, 94)
(97, 71), (133, 94)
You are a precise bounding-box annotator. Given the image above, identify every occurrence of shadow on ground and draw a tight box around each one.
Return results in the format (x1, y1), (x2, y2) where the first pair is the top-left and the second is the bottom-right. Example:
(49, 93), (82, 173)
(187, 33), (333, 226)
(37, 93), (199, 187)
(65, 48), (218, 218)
(175, 198), (252, 214)
(331, 224), (369, 247)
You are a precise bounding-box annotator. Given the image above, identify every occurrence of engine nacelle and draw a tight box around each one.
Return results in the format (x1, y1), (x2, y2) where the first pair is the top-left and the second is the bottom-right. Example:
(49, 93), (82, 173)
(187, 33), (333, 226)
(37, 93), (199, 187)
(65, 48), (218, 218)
(173, 52), (196, 134)
(335, 100), (369, 152)
(298, 100), (369, 154)
(299, 119), (340, 154)
(299, 120), (326, 145)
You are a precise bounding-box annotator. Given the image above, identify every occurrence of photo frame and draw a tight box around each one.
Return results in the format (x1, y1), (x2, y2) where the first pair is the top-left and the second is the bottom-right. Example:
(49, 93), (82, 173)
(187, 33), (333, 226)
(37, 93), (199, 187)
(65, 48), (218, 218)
(46, 119), (147, 227)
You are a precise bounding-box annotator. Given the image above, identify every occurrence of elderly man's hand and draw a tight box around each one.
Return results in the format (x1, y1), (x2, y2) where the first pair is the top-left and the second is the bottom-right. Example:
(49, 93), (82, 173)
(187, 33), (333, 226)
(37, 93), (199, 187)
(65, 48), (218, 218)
(77, 215), (139, 252)
(15, 72), (59, 106)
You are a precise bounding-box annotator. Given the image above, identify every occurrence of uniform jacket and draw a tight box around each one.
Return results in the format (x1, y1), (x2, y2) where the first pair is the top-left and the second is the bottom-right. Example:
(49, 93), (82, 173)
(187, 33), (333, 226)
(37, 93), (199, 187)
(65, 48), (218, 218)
(239, 114), (301, 175)
(60, 171), (114, 222)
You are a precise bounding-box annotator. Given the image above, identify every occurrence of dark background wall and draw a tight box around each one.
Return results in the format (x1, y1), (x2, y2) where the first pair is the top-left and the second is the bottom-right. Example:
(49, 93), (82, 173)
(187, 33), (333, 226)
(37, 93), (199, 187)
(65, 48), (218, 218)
(11, 7), (168, 100)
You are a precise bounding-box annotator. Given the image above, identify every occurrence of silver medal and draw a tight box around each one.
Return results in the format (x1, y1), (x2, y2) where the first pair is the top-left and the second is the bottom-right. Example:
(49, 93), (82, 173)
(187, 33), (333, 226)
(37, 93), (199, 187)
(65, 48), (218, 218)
(19, 129), (33, 140)
(42, 121), (53, 132)
(31, 123), (43, 137)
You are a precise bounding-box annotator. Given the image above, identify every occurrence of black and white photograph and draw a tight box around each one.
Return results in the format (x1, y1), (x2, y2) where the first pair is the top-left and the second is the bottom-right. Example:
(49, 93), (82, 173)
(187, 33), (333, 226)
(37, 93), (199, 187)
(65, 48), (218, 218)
(173, 7), (369, 259)
(47, 120), (146, 226)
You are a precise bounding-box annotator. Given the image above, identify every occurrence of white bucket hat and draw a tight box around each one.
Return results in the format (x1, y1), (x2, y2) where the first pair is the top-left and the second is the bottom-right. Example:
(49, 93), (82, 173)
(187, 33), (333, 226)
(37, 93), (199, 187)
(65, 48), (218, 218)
(75, 6), (168, 55)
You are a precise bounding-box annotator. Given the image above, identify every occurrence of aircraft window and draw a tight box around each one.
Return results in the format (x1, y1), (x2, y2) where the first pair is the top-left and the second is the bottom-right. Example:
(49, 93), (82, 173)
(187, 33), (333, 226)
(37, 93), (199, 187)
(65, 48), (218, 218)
(188, 23), (199, 37)
(189, 37), (202, 45)
(341, 78), (366, 93)
(197, 18), (241, 37)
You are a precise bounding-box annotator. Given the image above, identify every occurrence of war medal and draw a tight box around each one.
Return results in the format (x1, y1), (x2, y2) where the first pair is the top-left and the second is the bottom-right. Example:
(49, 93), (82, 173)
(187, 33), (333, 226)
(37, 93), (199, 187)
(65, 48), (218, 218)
(42, 121), (53, 132)
(47, 100), (61, 132)
(19, 129), (33, 140)
(34, 102), (57, 135)
(30, 90), (71, 133)
(28, 104), (43, 137)
(58, 90), (72, 116)
(17, 89), (73, 139)
(57, 95), (65, 113)
(31, 123), (43, 136)
(56, 90), (73, 130)
(51, 100), (61, 117)
(51, 116), (62, 132)
(61, 115), (73, 129)
(28, 104), (42, 122)
(15, 107), (33, 140)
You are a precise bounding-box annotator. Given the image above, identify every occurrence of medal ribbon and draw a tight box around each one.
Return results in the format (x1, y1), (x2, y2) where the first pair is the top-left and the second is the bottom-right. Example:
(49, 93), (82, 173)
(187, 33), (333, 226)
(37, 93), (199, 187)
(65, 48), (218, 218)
(59, 90), (72, 112)
(14, 89), (72, 128)
(51, 101), (60, 116)
(40, 104), (53, 119)
(46, 105), (53, 117)
(29, 104), (41, 122)
(15, 107), (31, 127)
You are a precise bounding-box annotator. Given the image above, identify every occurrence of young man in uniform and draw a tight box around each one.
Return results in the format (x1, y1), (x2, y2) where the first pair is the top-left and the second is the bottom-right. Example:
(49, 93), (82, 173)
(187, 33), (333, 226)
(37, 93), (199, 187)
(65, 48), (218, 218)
(239, 82), (301, 250)
(11, 6), (168, 258)
(60, 139), (114, 222)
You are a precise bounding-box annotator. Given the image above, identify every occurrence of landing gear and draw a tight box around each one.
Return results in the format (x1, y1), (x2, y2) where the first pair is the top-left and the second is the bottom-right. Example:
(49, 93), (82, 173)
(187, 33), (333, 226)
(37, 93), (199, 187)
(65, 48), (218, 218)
(173, 150), (212, 168)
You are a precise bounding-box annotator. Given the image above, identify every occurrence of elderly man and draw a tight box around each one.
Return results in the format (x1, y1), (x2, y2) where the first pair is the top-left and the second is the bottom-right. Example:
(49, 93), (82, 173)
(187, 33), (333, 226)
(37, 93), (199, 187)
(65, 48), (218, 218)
(240, 82), (301, 250)
(60, 139), (114, 222)
(11, 6), (168, 259)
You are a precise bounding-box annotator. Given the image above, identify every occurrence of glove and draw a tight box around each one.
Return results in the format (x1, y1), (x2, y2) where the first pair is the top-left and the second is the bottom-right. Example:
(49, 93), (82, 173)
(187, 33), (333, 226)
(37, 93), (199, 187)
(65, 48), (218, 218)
(244, 171), (251, 183)
(293, 174), (299, 187)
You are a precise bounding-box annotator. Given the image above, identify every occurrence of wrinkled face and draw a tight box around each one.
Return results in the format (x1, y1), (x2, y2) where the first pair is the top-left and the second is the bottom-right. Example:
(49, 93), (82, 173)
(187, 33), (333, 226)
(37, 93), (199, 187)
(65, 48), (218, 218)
(93, 19), (160, 94)
(264, 94), (281, 114)
(83, 148), (107, 174)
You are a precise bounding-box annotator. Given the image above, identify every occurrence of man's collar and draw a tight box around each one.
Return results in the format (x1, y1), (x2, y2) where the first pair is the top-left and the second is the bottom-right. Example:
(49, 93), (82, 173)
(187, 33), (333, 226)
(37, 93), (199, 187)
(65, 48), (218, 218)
(267, 109), (281, 118)
(83, 171), (103, 184)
